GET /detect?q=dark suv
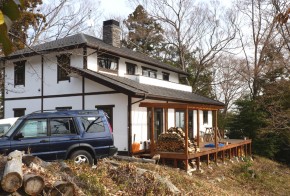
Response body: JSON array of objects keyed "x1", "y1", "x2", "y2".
[{"x1": 0, "y1": 110, "x2": 117, "y2": 164}]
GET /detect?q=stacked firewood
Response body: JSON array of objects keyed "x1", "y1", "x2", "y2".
[
  {"x1": 156, "y1": 127, "x2": 200, "y2": 153},
  {"x1": 0, "y1": 150, "x2": 84, "y2": 196}
]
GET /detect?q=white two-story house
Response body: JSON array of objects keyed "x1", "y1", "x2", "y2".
[{"x1": 1, "y1": 20, "x2": 224, "y2": 154}]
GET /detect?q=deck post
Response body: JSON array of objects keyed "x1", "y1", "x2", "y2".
[
  {"x1": 214, "y1": 110, "x2": 218, "y2": 164},
  {"x1": 185, "y1": 106, "x2": 189, "y2": 171},
  {"x1": 150, "y1": 107, "x2": 155, "y2": 156},
  {"x1": 165, "y1": 107, "x2": 168, "y2": 132},
  {"x1": 197, "y1": 110, "x2": 200, "y2": 147},
  {"x1": 197, "y1": 157, "x2": 200, "y2": 170},
  {"x1": 214, "y1": 110, "x2": 218, "y2": 149}
]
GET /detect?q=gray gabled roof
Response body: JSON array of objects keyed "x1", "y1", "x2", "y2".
[
  {"x1": 72, "y1": 67, "x2": 224, "y2": 107},
  {"x1": 6, "y1": 33, "x2": 188, "y2": 75}
]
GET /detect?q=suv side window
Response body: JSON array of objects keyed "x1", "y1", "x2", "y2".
[
  {"x1": 50, "y1": 118, "x2": 77, "y2": 135},
  {"x1": 80, "y1": 116, "x2": 106, "y2": 133},
  {"x1": 19, "y1": 119, "x2": 47, "y2": 138}
]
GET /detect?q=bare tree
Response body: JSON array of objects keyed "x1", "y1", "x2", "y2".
[
  {"x1": 130, "y1": 0, "x2": 238, "y2": 94},
  {"x1": 272, "y1": 0, "x2": 290, "y2": 51},
  {"x1": 27, "y1": 0, "x2": 102, "y2": 46},
  {"x1": 213, "y1": 54, "x2": 248, "y2": 114},
  {"x1": 233, "y1": 0, "x2": 288, "y2": 99}
]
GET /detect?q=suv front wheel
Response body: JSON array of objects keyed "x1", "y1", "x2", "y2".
[{"x1": 70, "y1": 150, "x2": 93, "y2": 165}]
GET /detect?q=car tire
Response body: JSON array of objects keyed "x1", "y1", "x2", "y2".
[{"x1": 70, "y1": 150, "x2": 94, "y2": 165}]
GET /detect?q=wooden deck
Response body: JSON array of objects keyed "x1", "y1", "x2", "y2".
[{"x1": 136, "y1": 139, "x2": 252, "y2": 171}]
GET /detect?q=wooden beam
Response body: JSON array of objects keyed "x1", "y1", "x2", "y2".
[
  {"x1": 197, "y1": 110, "x2": 200, "y2": 147},
  {"x1": 150, "y1": 107, "x2": 154, "y2": 156},
  {"x1": 214, "y1": 110, "x2": 218, "y2": 150},
  {"x1": 196, "y1": 157, "x2": 200, "y2": 170},
  {"x1": 185, "y1": 106, "x2": 189, "y2": 160},
  {"x1": 139, "y1": 102, "x2": 223, "y2": 110},
  {"x1": 165, "y1": 108, "x2": 168, "y2": 131}
]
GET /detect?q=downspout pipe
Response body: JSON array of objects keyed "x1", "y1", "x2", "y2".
[{"x1": 131, "y1": 93, "x2": 147, "y2": 105}]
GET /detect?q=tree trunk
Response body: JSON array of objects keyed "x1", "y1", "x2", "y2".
[
  {"x1": 23, "y1": 174, "x2": 45, "y2": 195},
  {"x1": 49, "y1": 181, "x2": 75, "y2": 196},
  {"x1": 1, "y1": 150, "x2": 23, "y2": 193}
]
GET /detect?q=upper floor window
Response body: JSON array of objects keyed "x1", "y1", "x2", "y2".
[
  {"x1": 142, "y1": 67, "x2": 157, "y2": 78},
  {"x1": 98, "y1": 55, "x2": 118, "y2": 72},
  {"x1": 126, "y1": 62, "x2": 136, "y2": 75},
  {"x1": 14, "y1": 61, "x2": 26, "y2": 86},
  {"x1": 203, "y1": 110, "x2": 208, "y2": 124},
  {"x1": 57, "y1": 54, "x2": 71, "y2": 82},
  {"x1": 162, "y1": 72, "x2": 169, "y2": 81}
]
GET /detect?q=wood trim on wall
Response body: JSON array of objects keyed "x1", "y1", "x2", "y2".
[
  {"x1": 4, "y1": 91, "x2": 119, "y2": 101},
  {"x1": 128, "y1": 96, "x2": 132, "y2": 156},
  {"x1": 41, "y1": 55, "x2": 44, "y2": 112}
]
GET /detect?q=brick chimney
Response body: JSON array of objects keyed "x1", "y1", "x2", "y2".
[{"x1": 103, "y1": 20, "x2": 121, "y2": 47}]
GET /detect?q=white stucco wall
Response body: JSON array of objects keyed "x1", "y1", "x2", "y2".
[
  {"x1": 85, "y1": 78, "x2": 113, "y2": 93},
  {"x1": 43, "y1": 96, "x2": 83, "y2": 110},
  {"x1": 131, "y1": 102, "x2": 148, "y2": 150},
  {"x1": 5, "y1": 56, "x2": 42, "y2": 98},
  {"x1": 5, "y1": 99, "x2": 42, "y2": 117},
  {"x1": 87, "y1": 49, "x2": 98, "y2": 72},
  {"x1": 85, "y1": 93, "x2": 128, "y2": 151},
  {"x1": 43, "y1": 52, "x2": 82, "y2": 95}
]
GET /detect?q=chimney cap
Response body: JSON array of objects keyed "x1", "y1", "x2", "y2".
[{"x1": 103, "y1": 19, "x2": 120, "y2": 27}]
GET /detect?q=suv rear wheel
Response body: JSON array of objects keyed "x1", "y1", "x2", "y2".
[{"x1": 70, "y1": 150, "x2": 93, "y2": 165}]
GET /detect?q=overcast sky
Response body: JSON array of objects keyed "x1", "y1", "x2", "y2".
[{"x1": 99, "y1": 0, "x2": 133, "y2": 19}]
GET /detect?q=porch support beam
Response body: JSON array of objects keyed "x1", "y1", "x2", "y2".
[
  {"x1": 185, "y1": 106, "x2": 189, "y2": 171},
  {"x1": 214, "y1": 110, "x2": 218, "y2": 163},
  {"x1": 165, "y1": 108, "x2": 168, "y2": 131},
  {"x1": 197, "y1": 110, "x2": 200, "y2": 148},
  {"x1": 139, "y1": 102, "x2": 223, "y2": 110},
  {"x1": 150, "y1": 107, "x2": 155, "y2": 156}
]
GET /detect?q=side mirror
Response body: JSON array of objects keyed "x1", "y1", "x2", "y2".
[{"x1": 14, "y1": 132, "x2": 24, "y2": 140}]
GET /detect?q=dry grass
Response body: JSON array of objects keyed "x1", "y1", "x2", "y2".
[{"x1": 65, "y1": 156, "x2": 290, "y2": 196}]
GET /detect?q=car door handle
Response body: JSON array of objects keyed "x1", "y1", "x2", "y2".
[
  {"x1": 40, "y1": 140, "x2": 49, "y2": 143},
  {"x1": 70, "y1": 138, "x2": 79, "y2": 140}
]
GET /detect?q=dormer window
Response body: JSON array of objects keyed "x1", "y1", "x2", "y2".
[
  {"x1": 126, "y1": 62, "x2": 136, "y2": 75},
  {"x1": 14, "y1": 60, "x2": 26, "y2": 86},
  {"x1": 57, "y1": 54, "x2": 71, "y2": 82},
  {"x1": 162, "y1": 72, "x2": 169, "y2": 81},
  {"x1": 98, "y1": 55, "x2": 118, "y2": 72},
  {"x1": 142, "y1": 67, "x2": 157, "y2": 78}
]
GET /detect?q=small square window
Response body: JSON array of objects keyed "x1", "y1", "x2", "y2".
[
  {"x1": 14, "y1": 61, "x2": 26, "y2": 86},
  {"x1": 142, "y1": 67, "x2": 157, "y2": 78},
  {"x1": 13, "y1": 108, "x2": 26, "y2": 117},
  {"x1": 57, "y1": 54, "x2": 71, "y2": 82},
  {"x1": 162, "y1": 72, "x2": 169, "y2": 81},
  {"x1": 126, "y1": 63, "x2": 136, "y2": 75},
  {"x1": 98, "y1": 55, "x2": 118, "y2": 72}
]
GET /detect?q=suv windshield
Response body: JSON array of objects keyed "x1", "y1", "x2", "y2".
[{"x1": 4, "y1": 119, "x2": 23, "y2": 137}]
